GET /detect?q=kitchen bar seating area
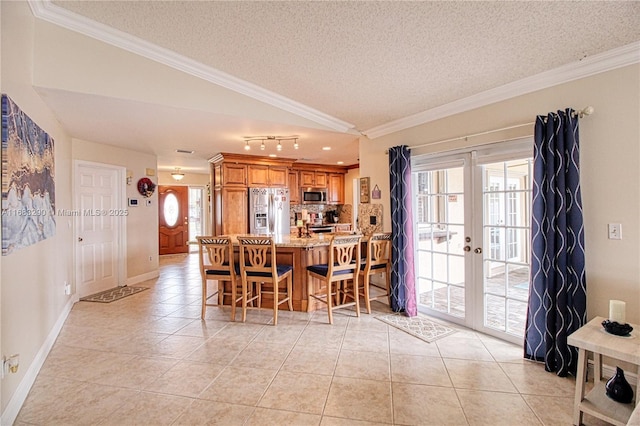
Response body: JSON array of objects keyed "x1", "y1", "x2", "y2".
[{"x1": 199, "y1": 233, "x2": 386, "y2": 325}]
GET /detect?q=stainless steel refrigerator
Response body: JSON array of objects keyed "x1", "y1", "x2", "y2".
[{"x1": 249, "y1": 187, "x2": 290, "y2": 235}]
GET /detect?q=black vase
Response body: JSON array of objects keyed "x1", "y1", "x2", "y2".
[{"x1": 605, "y1": 367, "x2": 634, "y2": 404}]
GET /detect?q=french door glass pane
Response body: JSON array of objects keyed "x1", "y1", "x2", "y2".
[
  {"x1": 481, "y1": 158, "x2": 532, "y2": 337},
  {"x1": 416, "y1": 167, "x2": 465, "y2": 318},
  {"x1": 188, "y1": 187, "x2": 204, "y2": 240}
]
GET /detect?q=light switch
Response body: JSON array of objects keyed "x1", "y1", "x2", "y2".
[{"x1": 608, "y1": 223, "x2": 622, "y2": 240}]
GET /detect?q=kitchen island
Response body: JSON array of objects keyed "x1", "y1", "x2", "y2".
[{"x1": 221, "y1": 234, "x2": 341, "y2": 312}]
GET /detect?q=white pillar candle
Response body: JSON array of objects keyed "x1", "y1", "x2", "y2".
[{"x1": 609, "y1": 300, "x2": 626, "y2": 324}]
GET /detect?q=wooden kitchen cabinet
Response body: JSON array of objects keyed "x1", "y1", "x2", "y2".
[
  {"x1": 214, "y1": 187, "x2": 248, "y2": 235},
  {"x1": 217, "y1": 163, "x2": 247, "y2": 187},
  {"x1": 288, "y1": 172, "x2": 299, "y2": 203},
  {"x1": 210, "y1": 153, "x2": 295, "y2": 236},
  {"x1": 268, "y1": 166, "x2": 288, "y2": 186},
  {"x1": 247, "y1": 165, "x2": 288, "y2": 187},
  {"x1": 300, "y1": 171, "x2": 327, "y2": 188},
  {"x1": 328, "y1": 173, "x2": 344, "y2": 204}
]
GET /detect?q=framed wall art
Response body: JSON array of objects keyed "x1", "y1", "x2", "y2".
[
  {"x1": 1, "y1": 94, "x2": 56, "y2": 256},
  {"x1": 360, "y1": 177, "x2": 370, "y2": 203}
]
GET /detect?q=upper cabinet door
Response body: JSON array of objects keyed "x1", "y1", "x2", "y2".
[
  {"x1": 299, "y1": 171, "x2": 315, "y2": 187},
  {"x1": 328, "y1": 173, "x2": 344, "y2": 204},
  {"x1": 300, "y1": 171, "x2": 327, "y2": 188},
  {"x1": 248, "y1": 165, "x2": 269, "y2": 186},
  {"x1": 247, "y1": 165, "x2": 288, "y2": 187},
  {"x1": 288, "y1": 172, "x2": 299, "y2": 203},
  {"x1": 222, "y1": 163, "x2": 247, "y2": 187},
  {"x1": 268, "y1": 167, "x2": 288, "y2": 187},
  {"x1": 314, "y1": 172, "x2": 328, "y2": 188}
]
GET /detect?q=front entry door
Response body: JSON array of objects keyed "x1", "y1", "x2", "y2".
[
  {"x1": 159, "y1": 186, "x2": 189, "y2": 255},
  {"x1": 75, "y1": 162, "x2": 125, "y2": 297}
]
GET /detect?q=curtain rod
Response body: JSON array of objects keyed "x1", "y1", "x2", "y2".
[{"x1": 388, "y1": 106, "x2": 594, "y2": 153}]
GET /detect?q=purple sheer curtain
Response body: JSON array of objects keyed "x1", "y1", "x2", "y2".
[{"x1": 388, "y1": 145, "x2": 417, "y2": 316}]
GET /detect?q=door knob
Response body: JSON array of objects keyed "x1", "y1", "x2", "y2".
[
  {"x1": 463, "y1": 246, "x2": 471, "y2": 252},
  {"x1": 78, "y1": 237, "x2": 83, "y2": 242},
  {"x1": 474, "y1": 247, "x2": 482, "y2": 254}
]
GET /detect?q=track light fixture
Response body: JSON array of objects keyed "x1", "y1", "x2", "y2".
[{"x1": 242, "y1": 135, "x2": 299, "y2": 153}]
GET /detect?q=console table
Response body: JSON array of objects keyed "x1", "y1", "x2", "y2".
[{"x1": 568, "y1": 316, "x2": 639, "y2": 426}]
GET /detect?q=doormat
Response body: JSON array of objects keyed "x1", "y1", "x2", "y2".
[
  {"x1": 80, "y1": 286, "x2": 148, "y2": 303},
  {"x1": 376, "y1": 313, "x2": 457, "y2": 343}
]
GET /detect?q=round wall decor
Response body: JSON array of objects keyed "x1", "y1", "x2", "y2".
[{"x1": 137, "y1": 177, "x2": 156, "y2": 198}]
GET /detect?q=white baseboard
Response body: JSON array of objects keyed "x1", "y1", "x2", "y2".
[
  {"x1": 1, "y1": 297, "x2": 75, "y2": 426},
  {"x1": 125, "y1": 269, "x2": 159, "y2": 286}
]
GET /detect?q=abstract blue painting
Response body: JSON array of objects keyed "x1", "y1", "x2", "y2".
[{"x1": 1, "y1": 94, "x2": 56, "y2": 255}]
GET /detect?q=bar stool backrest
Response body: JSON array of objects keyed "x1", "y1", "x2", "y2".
[
  {"x1": 197, "y1": 236, "x2": 235, "y2": 277},
  {"x1": 237, "y1": 236, "x2": 276, "y2": 278},
  {"x1": 327, "y1": 234, "x2": 362, "y2": 278},
  {"x1": 364, "y1": 232, "x2": 392, "y2": 272}
]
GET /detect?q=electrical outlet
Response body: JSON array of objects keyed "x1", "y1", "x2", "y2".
[
  {"x1": 149, "y1": 256, "x2": 153, "y2": 262},
  {"x1": 64, "y1": 281, "x2": 71, "y2": 295},
  {"x1": 608, "y1": 223, "x2": 622, "y2": 240}
]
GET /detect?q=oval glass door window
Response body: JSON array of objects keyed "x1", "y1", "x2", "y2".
[{"x1": 163, "y1": 192, "x2": 179, "y2": 227}]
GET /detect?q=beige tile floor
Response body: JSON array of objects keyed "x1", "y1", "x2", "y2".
[{"x1": 15, "y1": 254, "x2": 609, "y2": 426}]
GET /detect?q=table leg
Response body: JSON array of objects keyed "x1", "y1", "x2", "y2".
[
  {"x1": 636, "y1": 364, "x2": 640, "y2": 407},
  {"x1": 574, "y1": 348, "x2": 587, "y2": 426},
  {"x1": 593, "y1": 353, "x2": 602, "y2": 384}
]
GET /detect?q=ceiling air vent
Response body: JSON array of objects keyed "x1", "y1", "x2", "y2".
[{"x1": 176, "y1": 149, "x2": 194, "y2": 154}]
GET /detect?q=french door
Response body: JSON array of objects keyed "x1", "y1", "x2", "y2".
[{"x1": 412, "y1": 139, "x2": 532, "y2": 343}]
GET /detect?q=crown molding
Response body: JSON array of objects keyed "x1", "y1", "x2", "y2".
[
  {"x1": 27, "y1": 0, "x2": 355, "y2": 133},
  {"x1": 364, "y1": 41, "x2": 640, "y2": 139}
]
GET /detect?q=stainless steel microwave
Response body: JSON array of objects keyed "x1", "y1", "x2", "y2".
[{"x1": 301, "y1": 188, "x2": 327, "y2": 204}]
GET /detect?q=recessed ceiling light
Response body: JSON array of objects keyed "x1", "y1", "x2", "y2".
[
  {"x1": 337, "y1": 161, "x2": 344, "y2": 165},
  {"x1": 322, "y1": 147, "x2": 331, "y2": 151},
  {"x1": 269, "y1": 154, "x2": 277, "y2": 158}
]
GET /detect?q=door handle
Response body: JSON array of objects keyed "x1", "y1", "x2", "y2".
[
  {"x1": 463, "y1": 246, "x2": 471, "y2": 252},
  {"x1": 474, "y1": 247, "x2": 482, "y2": 254},
  {"x1": 78, "y1": 237, "x2": 83, "y2": 242}
]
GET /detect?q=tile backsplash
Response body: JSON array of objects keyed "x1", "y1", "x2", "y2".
[{"x1": 289, "y1": 204, "x2": 351, "y2": 225}]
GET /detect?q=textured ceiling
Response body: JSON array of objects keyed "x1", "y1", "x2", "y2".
[
  {"x1": 52, "y1": 1, "x2": 640, "y2": 132},
  {"x1": 30, "y1": 1, "x2": 640, "y2": 171}
]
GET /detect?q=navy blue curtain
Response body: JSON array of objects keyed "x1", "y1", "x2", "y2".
[
  {"x1": 388, "y1": 145, "x2": 417, "y2": 316},
  {"x1": 524, "y1": 109, "x2": 586, "y2": 377}
]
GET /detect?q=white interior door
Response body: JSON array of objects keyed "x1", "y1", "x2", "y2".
[{"x1": 75, "y1": 162, "x2": 125, "y2": 297}]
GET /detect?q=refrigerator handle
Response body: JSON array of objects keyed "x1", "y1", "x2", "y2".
[{"x1": 268, "y1": 193, "x2": 275, "y2": 234}]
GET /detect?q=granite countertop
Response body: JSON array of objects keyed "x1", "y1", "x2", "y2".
[{"x1": 227, "y1": 234, "x2": 332, "y2": 248}]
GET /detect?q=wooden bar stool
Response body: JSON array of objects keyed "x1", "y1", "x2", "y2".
[
  {"x1": 306, "y1": 234, "x2": 362, "y2": 324},
  {"x1": 197, "y1": 236, "x2": 242, "y2": 320},
  {"x1": 358, "y1": 232, "x2": 392, "y2": 314},
  {"x1": 237, "y1": 236, "x2": 293, "y2": 325}
]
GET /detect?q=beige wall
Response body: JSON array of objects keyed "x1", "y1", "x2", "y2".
[
  {"x1": 0, "y1": 1, "x2": 75, "y2": 415},
  {"x1": 344, "y1": 168, "x2": 359, "y2": 205},
  {"x1": 360, "y1": 64, "x2": 640, "y2": 324},
  {"x1": 158, "y1": 171, "x2": 210, "y2": 187},
  {"x1": 72, "y1": 139, "x2": 160, "y2": 281}
]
